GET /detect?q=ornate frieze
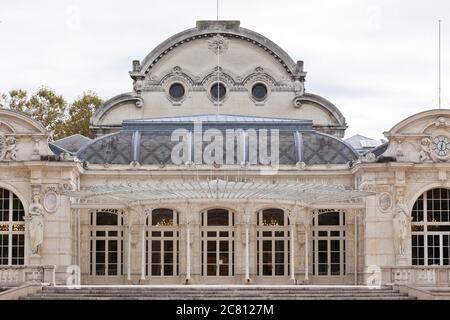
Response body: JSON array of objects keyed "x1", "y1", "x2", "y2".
[{"x1": 139, "y1": 65, "x2": 294, "y2": 94}]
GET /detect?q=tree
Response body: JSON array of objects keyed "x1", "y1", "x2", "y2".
[
  {"x1": 1, "y1": 88, "x2": 103, "y2": 140},
  {"x1": 0, "y1": 87, "x2": 67, "y2": 139},
  {"x1": 27, "y1": 88, "x2": 67, "y2": 139},
  {"x1": 0, "y1": 90, "x2": 28, "y2": 112},
  {"x1": 62, "y1": 91, "x2": 103, "y2": 138}
]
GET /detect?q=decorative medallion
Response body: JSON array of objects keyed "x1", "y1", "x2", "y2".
[
  {"x1": 43, "y1": 191, "x2": 58, "y2": 213},
  {"x1": 378, "y1": 192, "x2": 393, "y2": 213},
  {"x1": 208, "y1": 35, "x2": 229, "y2": 55}
]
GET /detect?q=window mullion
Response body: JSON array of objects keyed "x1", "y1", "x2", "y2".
[{"x1": 8, "y1": 191, "x2": 12, "y2": 266}]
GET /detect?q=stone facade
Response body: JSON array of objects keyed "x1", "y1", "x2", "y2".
[{"x1": 0, "y1": 20, "x2": 449, "y2": 287}]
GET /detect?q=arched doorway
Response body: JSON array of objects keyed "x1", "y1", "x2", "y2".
[
  {"x1": 89, "y1": 209, "x2": 124, "y2": 276},
  {"x1": 0, "y1": 188, "x2": 25, "y2": 265},
  {"x1": 411, "y1": 188, "x2": 450, "y2": 266},
  {"x1": 145, "y1": 208, "x2": 179, "y2": 277},
  {"x1": 201, "y1": 209, "x2": 235, "y2": 279},
  {"x1": 312, "y1": 210, "x2": 346, "y2": 279},
  {"x1": 256, "y1": 208, "x2": 290, "y2": 278}
]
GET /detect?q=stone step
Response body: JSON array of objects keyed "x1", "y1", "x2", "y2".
[
  {"x1": 28, "y1": 291, "x2": 407, "y2": 297},
  {"x1": 21, "y1": 296, "x2": 416, "y2": 300},
  {"x1": 40, "y1": 289, "x2": 399, "y2": 294},
  {"x1": 21, "y1": 285, "x2": 414, "y2": 300}
]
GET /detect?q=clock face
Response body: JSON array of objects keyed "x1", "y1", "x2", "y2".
[{"x1": 432, "y1": 135, "x2": 450, "y2": 157}]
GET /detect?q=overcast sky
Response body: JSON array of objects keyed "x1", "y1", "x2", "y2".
[{"x1": 1, "y1": 0, "x2": 449, "y2": 139}]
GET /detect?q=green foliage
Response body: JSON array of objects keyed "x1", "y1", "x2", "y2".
[
  {"x1": 0, "y1": 88, "x2": 103, "y2": 140},
  {"x1": 28, "y1": 88, "x2": 68, "y2": 139},
  {"x1": 63, "y1": 91, "x2": 103, "y2": 138},
  {"x1": 0, "y1": 90, "x2": 28, "y2": 112}
]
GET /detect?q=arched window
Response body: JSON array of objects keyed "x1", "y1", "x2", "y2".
[
  {"x1": 412, "y1": 188, "x2": 450, "y2": 266},
  {"x1": 89, "y1": 209, "x2": 124, "y2": 276},
  {"x1": 201, "y1": 209, "x2": 235, "y2": 277},
  {"x1": 0, "y1": 188, "x2": 25, "y2": 265},
  {"x1": 256, "y1": 208, "x2": 290, "y2": 276},
  {"x1": 146, "y1": 208, "x2": 179, "y2": 277}
]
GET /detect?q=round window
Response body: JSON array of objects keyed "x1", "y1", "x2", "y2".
[
  {"x1": 252, "y1": 83, "x2": 268, "y2": 101},
  {"x1": 169, "y1": 83, "x2": 185, "y2": 101},
  {"x1": 210, "y1": 83, "x2": 227, "y2": 101}
]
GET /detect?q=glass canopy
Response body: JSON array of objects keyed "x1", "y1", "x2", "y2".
[{"x1": 61, "y1": 179, "x2": 373, "y2": 206}]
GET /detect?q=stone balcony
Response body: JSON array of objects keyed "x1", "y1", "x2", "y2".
[
  {"x1": 381, "y1": 266, "x2": 450, "y2": 287},
  {"x1": 0, "y1": 265, "x2": 55, "y2": 287}
]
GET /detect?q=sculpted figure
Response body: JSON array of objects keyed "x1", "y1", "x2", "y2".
[
  {"x1": 393, "y1": 195, "x2": 412, "y2": 256},
  {"x1": 419, "y1": 137, "x2": 432, "y2": 162},
  {"x1": 28, "y1": 193, "x2": 45, "y2": 255},
  {"x1": 2, "y1": 137, "x2": 17, "y2": 161}
]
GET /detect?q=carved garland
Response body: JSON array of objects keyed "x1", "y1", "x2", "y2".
[{"x1": 141, "y1": 67, "x2": 294, "y2": 93}]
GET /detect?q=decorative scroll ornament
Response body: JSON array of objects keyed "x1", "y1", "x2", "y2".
[
  {"x1": 293, "y1": 97, "x2": 302, "y2": 109},
  {"x1": 433, "y1": 117, "x2": 450, "y2": 128},
  {"x1": 208, "y1": 35, "x2": 229, "y2": 54},
  {"x1": 361, "y1": 152, "x2": 377, "y2": 163}
]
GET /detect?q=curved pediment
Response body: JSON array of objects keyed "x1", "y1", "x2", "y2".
[
  {"x1": 134, "y1": 20, "x2": 299, "y2": 80},
  {"x1": 385, "y1": 109, "x2": 450, "y2": 136},
  {"x1": 0, "y1": 108, "x2": 52, "y2": 162},
  {"x1": 0, "y1": 108, "x2": 49, "y2": 135},
  {"x1": 383, "y1": 109, "x2": 450, "y2": 163}
]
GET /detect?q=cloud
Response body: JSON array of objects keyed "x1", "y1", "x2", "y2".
[{"x1": 0, "y1": 0, "x2": 449, "y2": 139}]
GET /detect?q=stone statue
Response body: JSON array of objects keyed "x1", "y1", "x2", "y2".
[
  {"x1": 419, "y1": 137, "x2": 432, "y2": 162},
  {"x1": 28, "y1": 193, "x2": 45, "y2": 255},
  {"x1": 1, "y1": 136, "x2": 17, "y2": 161},
  {"x1": 393, "y1": 195, "x2": 411, "y2": 256}
]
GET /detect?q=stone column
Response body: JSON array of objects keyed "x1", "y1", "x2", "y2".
[
  {"x1": 127, "y1": 225, "x2": 132, "y2": 281},
  {"x1": 185, "y1": 203, "x2": 192, "y2": 284},
  {"x1": 140, "y1": 208, "x2": 148, "y2": 281},
  {"x1": 77, "y1": 209, "x2": 81, "y2": 268},
  {"x1": 243, "y1": 206, "x2": 251, "y2": 283},
  {"x1": 186, "y1": 224, "x2": 191, "y2": 282},
  {"x1": 354, "y1": 210, "x2": 359, "y2": 285},
  {"x1": 303, "y1": 209, "x2": 311, "y2": 283},
  {"x1": 287, "y1": 207, "x2": 297, "y2": 283},
  {"x1": 123, "y1": 210, "x2": 134, "y2": 282}
]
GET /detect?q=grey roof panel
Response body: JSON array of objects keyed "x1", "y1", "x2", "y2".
[
  {"x1": 77, "y1": 129, "x2": 357, "y2": 166},
  {"x1": 52, "y1": 134, "x2": 93, "y2": 154}
]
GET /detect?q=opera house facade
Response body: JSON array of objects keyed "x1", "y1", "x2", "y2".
[{"x1": 1, "y1": 21, "x2": 449, "y2": 292}]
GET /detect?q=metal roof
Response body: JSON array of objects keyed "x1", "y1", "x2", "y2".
[{"x1": 124, "y1": 114, "x2": 313, "y2": 124}]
